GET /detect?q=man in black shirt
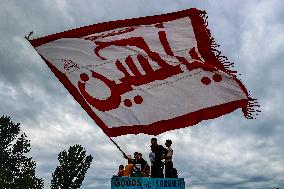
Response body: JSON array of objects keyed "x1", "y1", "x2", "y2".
[{"x1": 150, "y1": 138, "x2": 167, "y2": 178}]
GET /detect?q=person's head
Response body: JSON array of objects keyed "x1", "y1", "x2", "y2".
[
  {"x1": 151, "y1": 138, "x2": 157, "y2": 146},
  {"x1": 126, "y1": 155, "x2": 133, "y2": 163},
  {"x1": 134, "y1": 152, "x2": 139, "y2": 159},
  {"x1": 128, "y1": 159, "x2": 133, "y2": 164},
  {"x1": 138, "y1": 153, "x2": 142, "y2": 158},
  {"x1": 119, "y1": 165, "x2": 124, "y2": 170},
  {"x1": 165, "y1": 139, "x2": 172, "y2": 147}
]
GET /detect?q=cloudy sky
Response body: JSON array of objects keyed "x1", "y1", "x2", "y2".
[{"x1": 1, "y1": 0, "x2": 284, "y2": 188}]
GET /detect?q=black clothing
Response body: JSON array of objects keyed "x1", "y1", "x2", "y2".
[
  {"x1": 165, "y1": 161, "x2": 173, "y2": 178},
  {"x1": 134, "y1": 157, "x2": 147, "y2": 172},
  {"x1": 151, "y1": 161, "x2": 164, "y2": 178},
  {"x1": 151, "y1": 145, "x2": 167, "y2": 178},
  {"x1": 153, "y1": 145, "x2": 167, "y2": 162}
]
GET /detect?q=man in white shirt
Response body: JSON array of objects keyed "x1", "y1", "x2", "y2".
[{"x1": 163, "y1": 139, "x2": 174, "y2": 178}]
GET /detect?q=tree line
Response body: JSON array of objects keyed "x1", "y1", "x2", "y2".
[{"x1": 0, "y1": 115, "x2": 93, "y2": 189}]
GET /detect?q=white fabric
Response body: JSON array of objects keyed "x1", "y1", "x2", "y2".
[{"x1": 36, "y1": 17, "x2": 247, "y2": 128}]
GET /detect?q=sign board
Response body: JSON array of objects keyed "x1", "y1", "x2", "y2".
[{"x1": 111, "y1": 176, "x2": 185, "y2": 189}]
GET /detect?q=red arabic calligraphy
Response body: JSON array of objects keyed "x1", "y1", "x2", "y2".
[{"x1": 78, "y1": 24, "x2": 222, "y2": 112}]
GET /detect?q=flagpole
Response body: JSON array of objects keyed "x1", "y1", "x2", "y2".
[
  {"x1": 107, "y1": 135, "x2": 127, "y2": 157},
  {"x1": 107, "y1": 135, "x2": 143, "y2": 174}
]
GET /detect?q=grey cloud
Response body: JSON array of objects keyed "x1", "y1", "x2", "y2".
[{"x1": 1, "y1": 0, "x2": 284, "y2": 189}]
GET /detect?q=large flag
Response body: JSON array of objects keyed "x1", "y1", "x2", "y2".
[{"x1": 29, "y1": 8, "x2": 258, "y2": 137}]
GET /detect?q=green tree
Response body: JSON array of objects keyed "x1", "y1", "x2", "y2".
[
  {"x1": 51, "y1": 144, "x2": 93, "y2": 189},
  {"x1": 0, "y1": 116, "x2": 44, "y2": 189}
]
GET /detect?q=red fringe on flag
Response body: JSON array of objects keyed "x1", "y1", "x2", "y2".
[{"x1": 197, "y1": 11, "x2": 260, "y2": 119}]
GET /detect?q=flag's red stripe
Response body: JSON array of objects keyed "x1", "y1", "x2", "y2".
[
  {"x1": 189, "y1": 13, "x2": 226, "y2": 72},
  {"x1": 108, "y1": 99, "x2": 248, "y2": 136},
  {"x1": 29, "y1": 8, "x2": 204, "y2": 47}
]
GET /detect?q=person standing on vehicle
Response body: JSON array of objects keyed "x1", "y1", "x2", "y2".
[
  {"x1": 150, "y1": 138, "x2": 167, "y2": 178},
  {"x1": 163, "y1": 139, "x2": 174, "y2": 178}
]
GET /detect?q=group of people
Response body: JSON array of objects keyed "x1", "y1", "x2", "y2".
[{"x1": 117, "y1": 138, "x2": 178, "y2": 178}]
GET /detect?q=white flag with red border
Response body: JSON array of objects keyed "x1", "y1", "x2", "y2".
[{"x1": 29, "y1": 9, "x2": 258, "y2": 137}]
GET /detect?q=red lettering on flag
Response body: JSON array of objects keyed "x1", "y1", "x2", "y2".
[{"x1": 29, "y1": 8, "x2": 259, "y2": 137}]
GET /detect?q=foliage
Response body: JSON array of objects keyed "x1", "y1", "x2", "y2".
[
  {"x1": 51, "y1": 144, "x2": 93, "y2": 189},
  {"x1": 0, "y1": 116, "x2": 93, "y2": 189},
  {"x1": 0, "y1": 116, "x2": 44, "y2": 189}
]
